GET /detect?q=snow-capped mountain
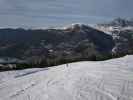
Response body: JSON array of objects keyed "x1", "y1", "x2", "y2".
[
  {"x1": 95, "y1": 18, "x2": 133, "y2": 35},
  {"x1": 0, "y1": 55, "x2": 133, "y2": 100},
  {"x1": 95, "y1": 18, "x2": 133, "y2": 55}
]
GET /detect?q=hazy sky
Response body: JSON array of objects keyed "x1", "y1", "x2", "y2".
[{"x1": 0, "y1": 0, "x2": 132, "y2": 28}]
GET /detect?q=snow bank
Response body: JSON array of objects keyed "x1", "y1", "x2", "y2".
[{"x1": 0, "y1": 55, "x2": 133, "y2": 100}]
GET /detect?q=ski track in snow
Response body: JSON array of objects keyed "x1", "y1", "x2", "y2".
[{"x1": 0, "y1": 55, "x2": 133, "y2": 100}]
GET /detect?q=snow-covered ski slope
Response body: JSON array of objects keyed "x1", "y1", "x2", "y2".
[{"x1": 0, "y1": 55, "x2": 133, "y2": 100}]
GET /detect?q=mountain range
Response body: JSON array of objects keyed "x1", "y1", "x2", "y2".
[{"x1": 0, "y1": 19, "x2": 133, "y2": 69}]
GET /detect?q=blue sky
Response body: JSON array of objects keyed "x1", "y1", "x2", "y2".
[{"x1": 0, "y1": 0, "x2": 132, "y2": 28}]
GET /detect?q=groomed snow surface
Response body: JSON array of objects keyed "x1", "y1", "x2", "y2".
[{"x1": 0, "y1": 55, "x2": 133, "y2": 100}]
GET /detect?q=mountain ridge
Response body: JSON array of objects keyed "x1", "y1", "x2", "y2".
[
  {"x1": 0, "y1": 23, "x2": 115, "y2": 69},
  {"x1": 0, "y1": 22, "x2": 133, "y2": 69}
]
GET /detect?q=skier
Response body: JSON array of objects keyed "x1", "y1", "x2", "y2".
[{"x1": 66, "y1": 63, "x2": 69, "y2": 67}]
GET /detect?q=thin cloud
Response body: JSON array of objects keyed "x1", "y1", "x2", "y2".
[{"x1": 0, "y1": 0, "x2": 133, "y2": 27}]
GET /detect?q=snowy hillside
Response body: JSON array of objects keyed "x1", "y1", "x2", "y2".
[{"x1": 0, "y1": 55, "x2": 133, "y2": 100}]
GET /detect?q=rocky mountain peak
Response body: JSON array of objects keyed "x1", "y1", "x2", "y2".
[{"x1": 64, "y1": 23, "x2": 92, "y2": 32}]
